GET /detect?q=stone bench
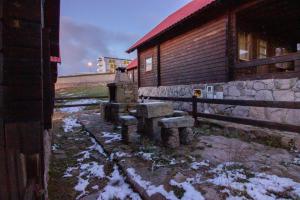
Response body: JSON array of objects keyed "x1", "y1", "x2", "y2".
[
  {"x1": 136, "y1": 102, "x2": 174, "y2": 141},
  {"x1": 119, "y1": 115, "x2": 138, "y2": 143},
  {"x1": 158, "y1": 116, "x2": 195, "y2": 148}
]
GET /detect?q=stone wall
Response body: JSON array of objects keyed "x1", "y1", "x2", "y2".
[
  {"x1": 56, "y1": 73, "x2": 115, "y2": 89},
  {"x1": 139, "y1": 78, "x2": 300, "y2": 126}
]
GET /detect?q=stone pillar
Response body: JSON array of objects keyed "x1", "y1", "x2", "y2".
[
  {"x1": 136, "y1": 102, "x2": 174, "y2": 142},
  {"x1": 120, "y1": 116, "x2": 138, "y2": 143},
  {"x1": 161, "y1": 128, "x2": 180, "y2": 148},
  {"x1": 179, "y1": 127, "x2": 194, "y2": 145}
]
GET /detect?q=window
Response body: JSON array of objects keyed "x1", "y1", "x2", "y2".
[
  {"x1": 257, "y1": 39, "x2": 267, "y2": 59},
  {"x1": 145, "y1": 57, "x2": 153, "y2": 72},
  {"x1": 238, "y1": 32, "x2": 251, "y2": 61}
]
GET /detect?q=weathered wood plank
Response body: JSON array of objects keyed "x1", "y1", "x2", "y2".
[
  {"x1": 235, "y1": 52, "x2": 300, "y2": 69},
  {"x1": 0, "y1": 148, "x2": 9, "y2": 200},
  {"x1": 197, "y1": 112, "x2": 300, "y2": 133}
]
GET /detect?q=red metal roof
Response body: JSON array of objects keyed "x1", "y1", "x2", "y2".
[
  {"x1": 127, "y1": 0, "x2": 216, "y2": 53},
  {"x1": 127, "y1": 59, "x2": 138, "y2": 70}
]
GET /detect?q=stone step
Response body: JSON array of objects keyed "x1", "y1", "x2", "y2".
[{"x1": 196, "y1": 117, "x2": 300, "y2": 151}]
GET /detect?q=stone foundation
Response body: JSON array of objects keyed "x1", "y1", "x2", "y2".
[{"x1": 139, "y1": 78, "x2": 300, "y2": 126}]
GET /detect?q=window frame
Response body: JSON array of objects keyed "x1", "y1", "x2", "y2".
[{"x1": 145, "y1": 56, "x2": 153, "y2": 72}]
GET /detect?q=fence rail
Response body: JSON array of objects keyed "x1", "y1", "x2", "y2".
[{"x1": 140, "y1": 95, "x2": 300, "y2": 133}]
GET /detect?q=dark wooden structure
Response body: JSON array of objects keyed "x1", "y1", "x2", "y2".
[
  {"x1": 0, "y1": 0, "x2": 60, "y2": 199},
  {"x1": 127, "y1": 0, "x2": 300, "y2": 87}
]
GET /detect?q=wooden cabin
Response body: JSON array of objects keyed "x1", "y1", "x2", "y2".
[
  {"x1": 127, "y1": 0, "x2": 300, "y2": 87},
  {"x1": 127, "y1": 59, "x2": 138, "y2": 83},
  {"x1": 0, "y1": 0, "x2": 60, "y2": 199}
]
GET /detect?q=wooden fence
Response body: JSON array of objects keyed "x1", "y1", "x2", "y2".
[{"x1": 140, "y1": 95, "x2": 300, "y2": 133}]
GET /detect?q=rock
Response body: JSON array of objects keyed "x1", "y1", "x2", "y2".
[
  {"x1": 255, "y1": 90, "x2": 273, "y2": 101},
  {"x1": 274, "y1": 78, "x2": 297, "y2": 90},
  {"x1": 179, "y1": 127, "x2": 193, "y2": 145},
  {"x1": 161, "y1": 128, "x2": 180, "y2": 148},
  {"x1": 253, "y1": 81, "x2": 266, "y2": 90},
  {"x1": 228, "y1": 86, "x2": 241, "y2": 97},
  {"x1": 273, "y1": 90, "x2": 295, "y2": 101},
  {"x1": 232, "y1": 106, "x2": 249, "y2": 118},
  {"x1": 265, "y1": 108, "x2": 287, "y2": 123},
  {"x1": 286, "y1": 110, "x2": 300, "y2": 126},
  {"x1": 120, "y1": 115, "x2": 138, "y2": 126},
  {"x1": 249, "y1": 107, "x2": 266, "y2": 120},
  {"x1": 158, "y1": 117, "x2": 195, "y2": 128},
  {"x1": 173, "y1": 110, "x2": 189, "y2": 117},
  {"x1": 136, "y1": 102, "x2": 174, "y2": 118}
]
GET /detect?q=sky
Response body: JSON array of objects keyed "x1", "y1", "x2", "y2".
[{"x1": 58, "y1": 0, "x2": 192, "y2": 75}]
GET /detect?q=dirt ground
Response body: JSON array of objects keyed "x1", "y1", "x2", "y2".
[{"x1": 48, "y1": 103, "x2": 300, "y2": 200}]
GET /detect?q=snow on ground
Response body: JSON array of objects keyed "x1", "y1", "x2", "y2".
[
  {"x1": 97, "y1": 165, "x2": 141, "y2": 200},
  {"x1": 135, "y1": 152, "x2": 154, "y2": 161},
  {"x1": 60, "y1": 99, "x2": 99, "y2": 113},
  {"x1": 170, "y1": 180, "x2": 205, "y2": 200},
  {"x1": 207, "y1": 162, "x2": 300, "y2": 200},
  {"x1": 190, "y1": 160, "x2": 210, "y2": 170},
  {"x1": 127, "y1": 168, "x2": 185, "y2": 200},
  {"x1": 110, "y1": 151, "x2": 132, "y2": 160},
  {"x1": 62, "y1": 117, "x2": 81, "y2": 132},
  {"x1": 102, "y1": 132, "x2": 122, "y2": 144},
  {"x1": 52, "y1": 144, "x2": 59, "y2": 151}
]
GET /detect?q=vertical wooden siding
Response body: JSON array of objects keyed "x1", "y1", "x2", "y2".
[
  {"x1": 0, "y1": 0, "x2": 59, "y2": 199},
  {"x1": 160, "y1": 15, "x2": 228, "y2": 86},
  {"x1": 139, "y1": 47, "x2": 158, "y2": 87}
]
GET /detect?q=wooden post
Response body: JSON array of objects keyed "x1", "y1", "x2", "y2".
[
  {"x1": 157, "y1": 44, "x2": 161, "y2": 87},
  {"x1": 192, "y1": 95, "x2": 198, "y2": 120},
  {"x1": 137, "y1": 50, "x2": 141, "y2": 88},
  {"x1": 295, "y1": 44, "x2": 300, "y2": 72}
]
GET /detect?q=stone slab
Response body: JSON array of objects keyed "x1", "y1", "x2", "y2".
[
  {"x1": 136, "y1": 102, "x2": 173, "y2": 118},
  {"x1": 120, "y1": 115, "x2": 138, "y2": 126},
  {"x1": 173, "y1": 110, "x2": 189, "y2": 117},
  {"x1": 158, "y1": 116, "x2": 195, "y2": 128}
]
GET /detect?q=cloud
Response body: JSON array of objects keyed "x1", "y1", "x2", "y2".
[{"x1": 59, "y1": 17, "x2": 138, "y2": 75}]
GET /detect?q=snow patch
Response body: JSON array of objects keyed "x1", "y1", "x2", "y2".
[
  {"x1": 97, "y1": 165, "x2": 141, "y2": 200},
  {"x1": 170, "y1": 179, "x2": 205, "y2": 200},
  {"x1": 127, "y1": 168, "x2": 179, "y2": 200},
  {"x1": 102, "y1": 132, "x2": 122, "y2": 144},
  {"x1": 60, "y1": 99, "x2": 99, "y2": 113},
  {"x1": 208, "y1": 162, "x2": 300, "y2": 200},
  {"x1": 110, "y1": 151, "x2": 132, "y2": 160},
  {"x1": 62, "y1": 117, "x2": 81, "y2": 132},
  {"x1": 190, "y1": 160, "x2": 210, "y2": 170},
  {"x1": 52, "y1": 144, "x2": 59, "y2": 151},
  {"x1": 135, "y1": 152, "x2": 154, "y2": 161}
]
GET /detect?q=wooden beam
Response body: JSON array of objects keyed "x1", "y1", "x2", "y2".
[
  {"x1": 196, "y1": 112, "x2": 300, "y2": 133},
  {"x1": 235, "y1": 52, "x2": 300, "y2": 69},
  {"x1": 141, "y1": 96, "x2": 300, "y2": 109}
]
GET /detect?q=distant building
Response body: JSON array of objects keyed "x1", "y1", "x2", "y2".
[
  {"x1": 97, "y1": 56, "x2": 131, "y2": 74},
  {"x1": 127, "y1": 59, "x2": 138, "y2": 83}
]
